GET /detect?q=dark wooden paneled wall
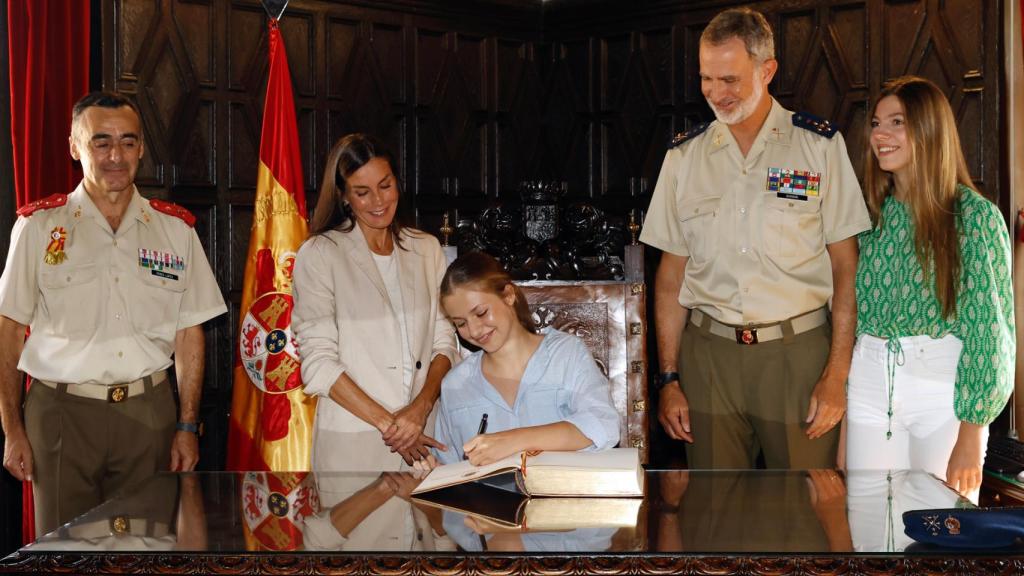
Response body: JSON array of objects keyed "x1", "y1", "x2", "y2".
[{"x1": 97, "y1": 0, "x2": 1003, "y2": 471}]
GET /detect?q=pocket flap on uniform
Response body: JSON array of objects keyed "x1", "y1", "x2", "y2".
[
  {"x1": 764, "y1": 194, "x2": 821, "y2": 214},
  {"x1": 138, "y1": 267, "x2": 187, "y2": 292},
  {"x1": 40, "y1": 264, "x2": 97, "y2": 288},
  {"x1": 678, "y1": 197, "x2": 721, "y2": 223}
]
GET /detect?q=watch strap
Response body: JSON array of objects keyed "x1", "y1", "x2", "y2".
[
  {"x1": 175, "y1": 421, "x2": 202, "y2": 435},
  {"x1": 657, "y1": 371, "x2": 680, "y2": 390}
]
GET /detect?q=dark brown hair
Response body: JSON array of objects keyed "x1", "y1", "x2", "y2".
[
  {"x1": 309, "y1": 133, "x2": 407, "y2": 247},
  {"x1": 863, "y1": 75, "x2": 972, "y2": 319},
  {"x1": 440, "y1": 251, "x2": 536, "y2": 333},
  {"x1": 71, "y1": 91, "x2": 142, "y2": 139}
]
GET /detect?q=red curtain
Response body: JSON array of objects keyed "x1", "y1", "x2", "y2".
[{"x1": 7, "y1": 0, "x2": 90, "y2": 544}]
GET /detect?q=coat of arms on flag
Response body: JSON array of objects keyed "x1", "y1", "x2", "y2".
[
  {"x1": 242, "y1": 472, "x2": 319, "y2": 551},
  {"x1": 240, "y1": 291, "x2": 301, "y2": 394}
]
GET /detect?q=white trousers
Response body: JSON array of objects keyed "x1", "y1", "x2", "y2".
[
  {"x1": 846, "y1": 334, "x2": 986, "y2": 489},
  {"x1": 846, "y1": 470, "x2": 964, "y2": 552}
]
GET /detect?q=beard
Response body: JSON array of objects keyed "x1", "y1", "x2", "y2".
[{"x1": 708, "y1": 69, "x2": 765, "y2": 125}]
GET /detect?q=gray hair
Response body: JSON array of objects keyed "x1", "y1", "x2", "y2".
[{"x1": 700, "y1": 7, "x2": 775, "y2": 64}]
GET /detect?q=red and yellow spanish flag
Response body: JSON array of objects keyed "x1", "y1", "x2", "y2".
[{"x1": 226, "y1": 19, "x2": 316, "y2": 473}]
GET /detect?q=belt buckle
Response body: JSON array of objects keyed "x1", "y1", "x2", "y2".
[
  {"x1": 108, "y1": 385, "x2": 128, "y2": 403},
  {"x1": 736, "y1": 327, "x2": 758, "y2": 345},
  {"x1": 111, "y1": 515, "x2": 129, "y2": 534}
]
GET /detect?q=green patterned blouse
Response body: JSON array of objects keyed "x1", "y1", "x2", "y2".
[{"x1": 855, "y1": 185, "x2": 1015, "y2": 425}]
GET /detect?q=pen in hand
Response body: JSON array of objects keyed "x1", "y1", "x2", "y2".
[{"x1": 464, "y1": 413, "x2": 488, "y2": 461}]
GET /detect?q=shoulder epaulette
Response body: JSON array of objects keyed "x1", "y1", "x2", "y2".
[
  {"x1": 792, "y1": 112, "x2": 837, "y2": 138},
  {"x1": 16, "y1": 193, "x2": 68, "y2": 217},
  {"x1": 149, "y1": 199, "x2": 196, "y2": 227},
  {"x1": 669, "y1": 122, "x2": 710, "y2": 148}
]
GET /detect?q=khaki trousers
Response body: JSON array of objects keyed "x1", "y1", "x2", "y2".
[
  {"x1": 680, "y1": 318, "x2": 838, "y2": 469},
  {"x1": 674, "y1": 470, "x2": 830, "y2": 551},
  {"x1": 24, "y1": 377, "x2": 176, "y2": 537}
]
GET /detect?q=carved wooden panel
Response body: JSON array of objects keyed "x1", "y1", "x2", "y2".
[
  {"x1": 98, "y1": 0, "x2": 1002, "y2": 473},
  {"x1": 4, "y1": 551, "x2": 1024, "y2": 575}
]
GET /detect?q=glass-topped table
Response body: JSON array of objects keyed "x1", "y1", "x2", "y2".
[{"x1": 2, "y1": 469, "x2": 1021, "y2": 575}]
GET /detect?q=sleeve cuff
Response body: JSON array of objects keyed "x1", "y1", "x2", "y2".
[
  {"x1": 177, "y1": 303, "x2": 228, "y2": 331},
  {"x1": 825, "y1": 220, "x2": 872, "y2": 245},
  {"x1": 565, "y1": 414, "x2": 617, "y2": 451},
  {"x1": 638, "y1": 232, "x2": 688, "y2": 257},
  {"x1": 302, "y1": 364, "x2": 344, "y2": 398},
  {"x1": 302, "y1": 513, "x2": 348, "y2": 550},
  {"x1": 0, "y1": 307, "x2": 33, "y2": 327}
]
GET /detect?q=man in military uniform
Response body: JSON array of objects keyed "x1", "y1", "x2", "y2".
[
  {"x1": 641, "y1": 8, "x2": 871, "y2": 469},
  {"x1": 0, "y1": 91, "x2": 227, "y2": 536}
]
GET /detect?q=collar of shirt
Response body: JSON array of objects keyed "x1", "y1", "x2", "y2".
[
  {"x1": 477, "y1": 329, "x2": 555, "y2": 413},
  {"x1": 707, "y1": 98, "x2": 794, "y2": 159},
  {"x1": 69, "y1": 182, "x2": 152, "y2": 237}
]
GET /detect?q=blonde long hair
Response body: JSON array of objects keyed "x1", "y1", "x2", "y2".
[{"x1": 863, "y1": 76, "x2": 974, "y2": 319}]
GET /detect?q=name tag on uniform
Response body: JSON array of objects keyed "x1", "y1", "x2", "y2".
[
  {"x1": 766, "y1": 167, "x2": 821, "y2": 201},
  {"x1": 139, "y1": 248, "x2": 186, "y2": 280}
]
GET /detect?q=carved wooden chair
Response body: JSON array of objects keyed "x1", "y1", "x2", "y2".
[{"x1": 518, "y1": 280, "x2": 649, "y2": 463}]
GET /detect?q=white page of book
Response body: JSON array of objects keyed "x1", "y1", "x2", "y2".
[{"x1": 412, "y1": 454, "x2": 522, "y2": 494}]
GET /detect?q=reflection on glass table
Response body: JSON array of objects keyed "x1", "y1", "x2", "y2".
[
  {"x1": 17, "y1": 469, "x2": 977, "y2": 555},
  {"x1": 655, "y1": 469, "x2": 968, "y2": 553}
]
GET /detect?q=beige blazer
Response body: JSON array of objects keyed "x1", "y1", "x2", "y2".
[{"x1": 293, "y1": 225, "x2": 457, "y2": 440}]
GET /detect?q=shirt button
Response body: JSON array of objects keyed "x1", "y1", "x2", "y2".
[
  {"x1": 113, "y1": 239, "x2": 118, "y2": 247},
  {"x1": 114, "y1": 277, "x2": 119, "y2": 283},
  {"x1": 115, "y1": 313, "x2": 122, "y2": 320},
  {"x1": 744, "y1": 287, "x2": 750, "y2": 293},
  {"x1": 117, "y1": 351, "x2": 123, "y2": 358},
  {"x1": 739, "y1": 207, "x2": 747, "y2": 214},
  {"x1": 66, "y1": 276, "x2": 71, "y2": 282},
  {"x1": 740, "y1": 247, "x2": 748, "y2": 254}
]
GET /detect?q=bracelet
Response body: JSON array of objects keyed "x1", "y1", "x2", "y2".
[{"x1": 176, "y1": 421, "x2": 202, "y2": 436}]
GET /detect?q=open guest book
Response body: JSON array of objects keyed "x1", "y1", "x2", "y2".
[
  {"x1": 412, "y1": 480, "x2": 643, "y2": 531},
  {"x1": 411, "y1": 447, "x2": 644, "y2": 497}
]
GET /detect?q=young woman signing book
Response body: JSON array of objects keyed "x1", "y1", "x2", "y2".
[{"x1": 414, "y1": 251, "x2": 620, "y2": 470}]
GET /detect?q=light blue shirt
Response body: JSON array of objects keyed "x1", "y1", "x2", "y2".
[{"x1": 433, "y1": 328, "x2": 620, "y2": 464}]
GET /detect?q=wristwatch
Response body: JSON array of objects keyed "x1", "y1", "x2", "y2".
[
  {"x1": 175, "y1": 421, "x2": 203, "y2": 436},
  {"x1": 656, "y1": 371, "x2": 680, "y2": 390}
]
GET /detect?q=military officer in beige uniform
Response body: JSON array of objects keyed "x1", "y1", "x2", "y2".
[
  {"x1": 641, "y1": 8, "x2": 870, "y2": 469},
  {"x1": 0, "y1": 91, "x2": 227, "y2": 536}
]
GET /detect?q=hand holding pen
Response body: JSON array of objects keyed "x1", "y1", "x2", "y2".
[{"x1": 463, "y1": 413, "x2": 488, "y2": 461}]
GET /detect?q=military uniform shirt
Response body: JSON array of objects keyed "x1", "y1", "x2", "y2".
[
  {"x1": 640, "y1": 99, "x2": 871, "y2": 325},
  {"x1": 0, "y1": 183, "x2": 227, "y2": 385}
]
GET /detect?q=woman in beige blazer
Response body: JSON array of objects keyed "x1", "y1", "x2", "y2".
[{"x1": 293, "y1": 134, "x2": 457, "y2": 471}]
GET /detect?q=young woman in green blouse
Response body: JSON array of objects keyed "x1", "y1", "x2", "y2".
[{"x1": 847, "y1": 76, "x2": 1014, "y2": 498}]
